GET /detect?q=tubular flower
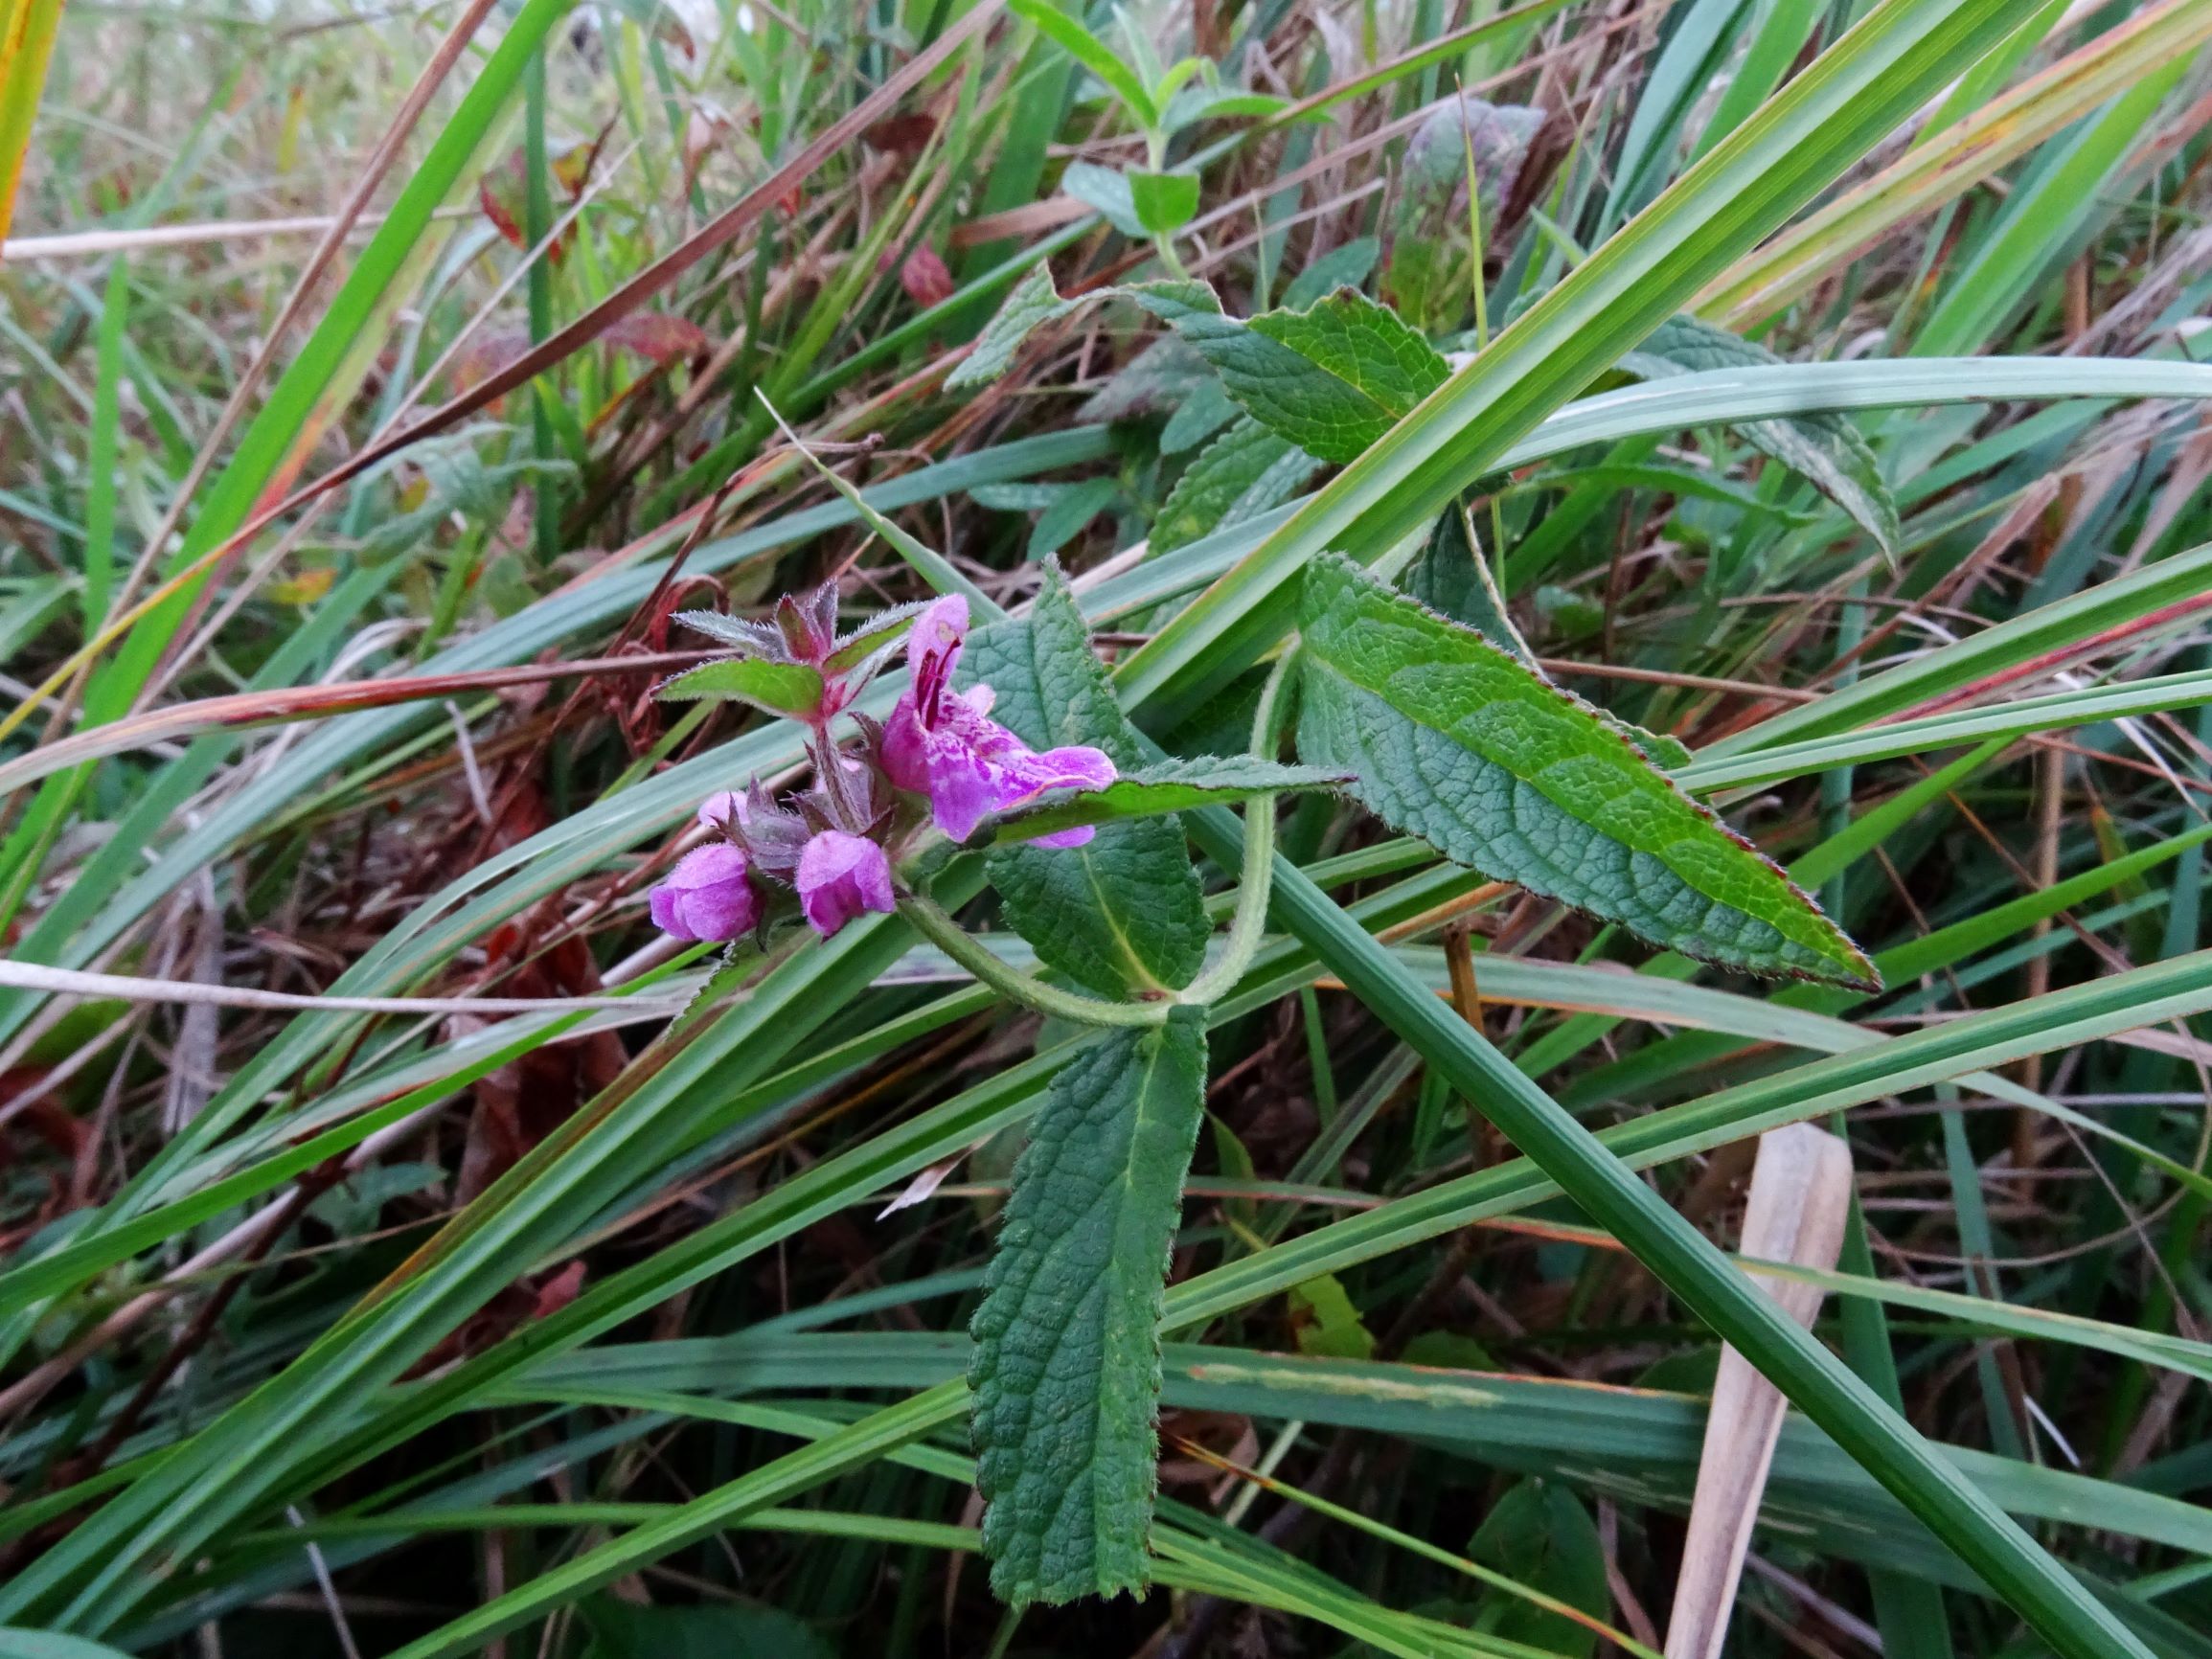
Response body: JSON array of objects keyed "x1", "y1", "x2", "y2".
[
  {"x1": 796, "y1": 830, "x2": 898, "y2": 938},
  {"x1": 880, "y1": 595, "x2": 1114, "y2": 847},
  {"x1": 648, "y1": 843, "x2": 760, "y2": 943}
]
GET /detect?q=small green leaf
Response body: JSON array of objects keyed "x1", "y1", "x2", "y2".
[
  {"x1": 1402, "y1": 502, "x2": 1537, "y2": 666},
  {"x1": 1161, "y1": 87, "x2": 1291, "y2": 131},
  {"x1": 1174, "y1": 289, "x2": 1451, "y2": 463},
  {"x1": 962, "y1": 565, "x2": 1210, "y2": 995},
  {"x1": 819, "y1": 599, "x2": 929, "y2": 673},
  {"x1": 1288, "y1": 1274, "x2": 1377, "y2": 1361},
  {"x1": 1010, "y1": 0, "x2": 1156, "y2": 127},
  {"x1": 1028, "y1": 477, "x2": 1123, "y2": 560},
  {"x1": 655, "y1": 656, "x2": 824, "y2": 716},
  {"x1": 1060, "y1": 159, "x2": 1149, "y2": 238},
  {"x1": 1467, "y1": 1480, "x2": 1610, "y2": 1659},
  {"x1": 1153, "y1": 416, "x2": 1323, "y2": 554},
  {"x1": 1619, "y1": 313, "x2": 1901, "y2": 557},
  {"x1": 1295, "y1": 555, "x2": 1878, "y2": 989},
  {"x1": 969, "y1": 1007, "x2": 1210, "y2": 1605},
  {"x1": 1129, "y1": 169, "x2": 1199, "y2": 234},
  {"x1": 1157, "y1": 376, "x2": 1238, "y2": 454},
  {"x1": 971, "y1": 755, "x2": 1347, "y2": 846},
  {"x1": 948, "y1": 261, "x2": 1220, "y2": 390},
  {"x1": 1282, "y1": 236, "x2": 1380, "y2": 310},
  {"x1": 1380, "y1": 95, "x2": 1544, "y2": 334}
]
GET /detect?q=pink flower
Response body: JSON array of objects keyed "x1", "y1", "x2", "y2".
[
  {"x1": 796, "y1": 830, "x2": 897, "y2": 938},
  {"x1": 880, "y1": 595, "x2": 1115, "y2": 847},
  {"x1": 648, "y1": 843, "x2": 760, "y2": 943}
]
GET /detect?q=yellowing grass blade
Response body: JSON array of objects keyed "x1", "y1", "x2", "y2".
[{"x1": 0, "y1": 0, "x2": 63, "y2": 251}]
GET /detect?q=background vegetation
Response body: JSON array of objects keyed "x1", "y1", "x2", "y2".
[{"x1": 2, "y1": 0, "x2": 2211, "y2": 1654}]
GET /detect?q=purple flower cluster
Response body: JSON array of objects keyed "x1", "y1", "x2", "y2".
[
  {"x1": 646, "y1": 586, "x2": 1113, "y2": 945},
  {"x1": 879, "y1": 597, "x2": 1113, "y2": 848}
]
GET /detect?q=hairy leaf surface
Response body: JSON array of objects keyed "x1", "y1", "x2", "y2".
[
  {"x1": 962, "y1": 569, "x2": 1209, "y2": 994},
  {"x1": 1296, "y1": 556, "x2": 1876, "y2": 988},
  {"x1": 654, "y1": 656, "x2": 824, "y2": 716},
  {"x1": 969, "y1": 1009, "x2": 1210, "y2": 1604},
  {"x1": 1175, "y1": 289, "x2": 1452, "y2": 463},
  {"x1": 1153, "y1": 416, "x2": 1323, "y2": 554}
]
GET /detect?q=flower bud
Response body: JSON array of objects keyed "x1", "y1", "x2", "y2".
[
  {"x1": 648, "y1": 843, "x2": 760, "y2": 943},
  {"x1": 795, "y1": 830, "x2": 897, "y2": 938}
]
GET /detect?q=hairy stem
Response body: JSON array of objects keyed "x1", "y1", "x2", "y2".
[{"x1": 1178, "y1": 646, "x2": 1298, "y2": 1007}]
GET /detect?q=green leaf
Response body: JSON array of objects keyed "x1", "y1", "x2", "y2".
[
  {"x1": 1161, "y1": 85, "x2": 1291, "y2": 133},
  {"x1": 1154, "y1": 416, "x2": 1324, "y2": 555},
  {"x1": 1282, "y1": 236, "x2": 1380, "y2": 310},
  {"x1": 820, "y1": 600, "x2": 930, "y2": 673},
  {"x1": 969, "y1": 1007, "x2": 1210, "y2": 1604},
  {"x1": 1060, "y1": 158, "x2": 1149, "y2": 238},
  {"x1": 1402, "y1": 501, "x2": 1536, "y2": 665},
  {"x1": 1618, "y1": 312, "x2": 1901, "y2": 556},
  {"x1": 654, "y1": 655, "x2": 825, "y2": 716},
  {"x1": 1010, "y1": 0, "x2": 1156, "y2": 127},
  {"x1": 1157, "y1": 376, "x2": 1239, "y2": 454},
  {"x1": 1129, "y1": 169, "x2": 1199, "y2": 234},
  {"x1": 947, "y1": 261, "x2": 1220, "y2": 390},
  {"x1": 1288, "y1": 1275, "x2": 1377, "y2": 1361},
  {"x1": 1380, "y1": 96, "x2": 1545, "y2": 334},
  {"x1": 1294, "y1": 555, "x2": 1876, "y2": 989},
  {"x1": 1402, "y1": 509, "x2": 1691, "y2": 769},
  {"x1": 1028, "y1": 477, "x2": 1123, "y2": 560},
  {"x1": 971, "y1": 755, "x2": 1347, "y2": 846},
  {"x1": 1174, "y1": 289, "x2": 1452, "y2": 464},
  {"x1": 961, "y1": 567, "x2": 1210, "y2": 995},
  {"x1": 1466, "y1": 1480, "x2": 1610, "y2": 1659}
]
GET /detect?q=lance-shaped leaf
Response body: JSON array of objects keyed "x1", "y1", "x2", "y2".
[
  {"x1": 947, "y1": 262, "x2": 1220, "y2": 389},
  {"x1": 655, "y1": 657, "x2": 824, "y2": 718},
  {"x1": 1296, "y1": 555, "x2": 1877, "y2": 989},
  {"x1": 961, "y1": 567, "x2": 1210, "y2": 995},
  {"x1": 1381, "y1": 96, "x2": 1545, "y2": 335},
  {"x1": 1618, "y1": 313, "x2": 1901, "y2": 557},
  {"x1": 1172, "y1": 288, "x2": 1452, "y2": 463},
  {"x1": 969, "y1": 1008, "x2": 1210, "y2": 1604},
  {"x1": 1153, "y1": 416, "x2": 1323, "y2": 555},
  {"x1": 969, "y1": 756, "x2": 1347, "y2": 846}
]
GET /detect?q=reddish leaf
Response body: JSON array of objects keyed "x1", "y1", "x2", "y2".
[
  {"x1": 602, "y1": 312, "x2": 709, "y2": 365},
  {"x1": 900, "y1": 245, "x2": 955, "y2": 308},
  {"x1": 453, "y1": 329, "x2": 534, "y2": 396},
  {"x1": 865, "y1": 111, "x2": 937, "y2": 153},
  {"x1": 478, "y1": 150, "x2": 574, "y2": 264}
]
